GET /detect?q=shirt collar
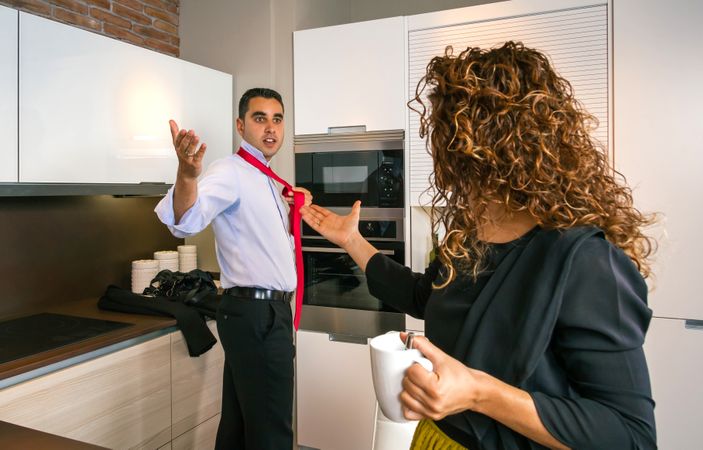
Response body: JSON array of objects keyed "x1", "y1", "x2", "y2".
[{"x1": 240, "y1": 140, "x2": 269, "y2": 167}]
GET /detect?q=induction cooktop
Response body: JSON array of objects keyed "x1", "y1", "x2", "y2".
[{"x1": 0, "y1": 313, "x2": 133, "y2": 365}]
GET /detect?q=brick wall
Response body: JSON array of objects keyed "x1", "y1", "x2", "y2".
[{"x1": 0, "y1": 0, "x2": 180, "y2": 56}]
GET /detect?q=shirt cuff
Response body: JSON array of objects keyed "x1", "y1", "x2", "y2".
[{"x1": 154, "y1": 187, "x2": 203, "y2": 238}]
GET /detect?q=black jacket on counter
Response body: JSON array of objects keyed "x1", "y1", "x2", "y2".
[
  {"x1": 98, "y1": 285, "x2": 220, "y2": 357},
  {"x1": 366, "y1": 226, "x2": 656, "y2": 450}
]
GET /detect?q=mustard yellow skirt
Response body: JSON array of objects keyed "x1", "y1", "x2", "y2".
[{"x1": 410, "y1": 419, "x2": 469, "y2": 450}]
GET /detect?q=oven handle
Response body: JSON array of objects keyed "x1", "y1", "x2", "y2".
[{"x1": 302, "y1": 246, "x2": 395, "y2": 256}]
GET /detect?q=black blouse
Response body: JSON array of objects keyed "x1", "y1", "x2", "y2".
[{"x1": 365, "y1": 227, "x2": 656, "y2": 450}]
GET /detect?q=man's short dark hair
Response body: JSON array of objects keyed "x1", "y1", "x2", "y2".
[{"x1": 238, "y1": 88, "x2": 284, "y2": 119}]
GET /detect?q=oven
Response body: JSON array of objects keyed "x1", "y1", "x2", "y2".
[{"x1": 295, "y1": 130, "x2": 406, "y2": 338}]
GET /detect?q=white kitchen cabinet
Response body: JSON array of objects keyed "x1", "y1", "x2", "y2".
[
  {"x1": 0, "y1": 5, "x2": 17, "y2": 183},
  {"x1": 613, "y1": 0, "x2": 703, "y2": 320},
  {"x1": 0, "y1": 334, "x2": 172, "y2": 449},
  {"x1": 171, "y1": 320, "x2": 224, "y2": 438},
  {"x1": 293, "y1": 16, "x2": 405, "y2": 135},
  {"x1": 19, "y1": 12, "x2": 232, "y2": 184},
  {"x1": 643, "y1": 317, "x2": 703, "y2": 449},
  {"x1": 296, "y1": 329, "x2": 377, "y2": 450}
]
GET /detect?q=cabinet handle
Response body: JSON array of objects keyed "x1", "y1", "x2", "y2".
[
  {"x1": 328, "y1": 125, "x2": 366, "y2": 134},
  {"x1": 685, "y1": 319, "x2": 703, "y2": 330},
  {"x1": 328, "y1": 333, "x2": 368, "y2": 345}
]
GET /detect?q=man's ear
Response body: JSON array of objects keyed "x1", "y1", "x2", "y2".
[{"x1": 236, "y1": 117, "x2": 244, "y2": 137}]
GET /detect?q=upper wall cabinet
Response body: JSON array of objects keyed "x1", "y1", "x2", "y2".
[
  {"x1": 406, "y1": 0, "x2": 610, "y2": 206},
  {"x1": 293, "y1": 17, "x2": 405, "y2": 135},
  {"x1": 19, "y1": 12, "x2": 232, "y2": 184},
  {"x1": 0, "y1": 6, "x2": 17, "y2": 183},
  {"x1": 613, "y1": 0, "x2": 703, "y2": 320}
]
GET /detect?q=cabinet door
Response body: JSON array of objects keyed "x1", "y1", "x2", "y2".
[
  {"x1": 0, "y1": 334, "x2": 172, "y2": 449},
  {"x1": 294, "y1": 16, "x2": 405, "y2": 135},
  {"x1": 171, "y1": 320, "x2": 224, "y2": 438},
  {"x1": 613, "y1": 0, "x2": 703, "y2": 319},
  {"x1": 19, "y1": 12, "x2": 232, "y2": 184},
  {"x1": 0, "y1": 5, "x2": 17, "y2": 183},
  {"x1": 643, "y1": 317, "x2": 703, "y2": 448},
  {"x1": 172, "y1": 413, "x2": 219, "y2": 450},
  {"x1": 296, "y1": 330, "x2": 377, "y2": 450}
]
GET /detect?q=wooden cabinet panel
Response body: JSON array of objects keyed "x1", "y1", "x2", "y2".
[
  {"x1": 293, "y1": 17, "x2": 405, "y2": 135},
  {"x1": 19, "y1": 12, "x2": 232, "y2": 184},
  {"x1": 171, "y1": 320, "x2": 224, "y2": 437},
  {"x1": 0, "y1": 5, "x2": 17, "y2": 183},
  {"x1": 0, "y1": 335, "x2": 172, "y2": 449},
  {"x1": 172, "y1": 414, "x2": 219, "y2": 450}
]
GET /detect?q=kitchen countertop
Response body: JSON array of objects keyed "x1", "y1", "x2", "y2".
[
  {"x1": 0, "y1": 420, "x2": 109, "y2": 449},
  {"x1": 0, "y1": 297, "x2": 177, "y2": 383}
]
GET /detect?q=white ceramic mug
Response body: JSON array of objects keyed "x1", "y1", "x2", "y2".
[{"x1": 369, "y1": 331, "x2": 434, "y2": 423}]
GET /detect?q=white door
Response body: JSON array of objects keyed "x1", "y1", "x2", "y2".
[
  {"x1": 0, "y1": 5, "x2": 17, "y2": 183},
  {"x1": 19, "y1": 12, "x2": 232, "y2": 184},
  {"x1": 644, "y1": 317, "x2": 703, "y2": 448}
]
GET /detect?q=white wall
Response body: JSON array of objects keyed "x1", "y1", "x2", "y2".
[{"x1": 349, "y1": 0, "x2": 501, "y2": 22}]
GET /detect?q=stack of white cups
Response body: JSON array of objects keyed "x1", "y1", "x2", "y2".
[
  {"x1": 131, "y1": 260, "x2": 159, "y2": 294},
  {"x1": 178, "y1": 245, "x2": 198, "y2": 272},
  {"x1": 154, "y1": 250, "x2": 179, "y2": 272}
]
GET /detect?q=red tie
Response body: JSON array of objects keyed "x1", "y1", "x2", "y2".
[{"x1": 236, "y1": 147, "x2": 304, "y2": 331}]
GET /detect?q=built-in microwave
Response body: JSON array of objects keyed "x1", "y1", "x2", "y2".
[{"x1": 294, "y1": 130, "x2": 404, "y2": 209}]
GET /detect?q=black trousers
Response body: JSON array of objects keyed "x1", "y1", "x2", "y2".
[{"x1": 214, "y1": 294, "x2": 295, "y2": 450}]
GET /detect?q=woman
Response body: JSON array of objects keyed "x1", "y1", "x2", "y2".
[{"x1": 301, "y1": 42, "x2": 656, "y2": 450}]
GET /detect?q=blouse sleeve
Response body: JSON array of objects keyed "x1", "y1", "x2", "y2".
[
  {"x1": 365, "y1": 253, "x2": 441, "y2": 319},
  {"x1": 532, "y1": 236, "x2": 657, "y2": 449}
]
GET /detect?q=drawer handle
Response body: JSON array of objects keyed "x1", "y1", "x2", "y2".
[
  {"x1": 685, "y1": 319, "x2": 703, "y2": 330},
  {"x1": 328, "y1": 333, "x2": 368, "y2": 345}
]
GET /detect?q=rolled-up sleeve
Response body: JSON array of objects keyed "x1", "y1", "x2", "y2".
[
  {"x1": 533, "y1": 237, "x2": 657, "y2": 449},
  {"x1": 154, "y1": 158, "x2": 240, "y2": 238}
]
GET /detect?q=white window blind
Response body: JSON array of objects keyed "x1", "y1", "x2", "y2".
[{"x1": 408, "y1": 5, "x2": 609, "y2": 206}]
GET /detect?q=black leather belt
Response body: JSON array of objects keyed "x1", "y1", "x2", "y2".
[{"x1": 223, "y1": 286, "x2": 293, "y2": 302}]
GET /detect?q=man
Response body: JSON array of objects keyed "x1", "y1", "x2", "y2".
[{"x1": 155, "y1": 87, "x2": 310, "y2": 449}]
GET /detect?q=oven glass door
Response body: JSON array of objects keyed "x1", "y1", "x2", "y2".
[{"x1": 302, "y1": 239, "x2": 403, "y2": 312}]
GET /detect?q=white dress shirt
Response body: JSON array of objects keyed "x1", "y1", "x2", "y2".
[{"x1": 154, "y1": 140, "x2": 297, "y2": 291}]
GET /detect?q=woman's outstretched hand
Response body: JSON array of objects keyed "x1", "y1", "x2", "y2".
[{"x1": 301, "y1": 200, "x2": 362, "y2": 249}]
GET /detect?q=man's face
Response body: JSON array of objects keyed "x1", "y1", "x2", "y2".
[{"x1": 236, "y1": 96, "x2": 284, "y2": 160}]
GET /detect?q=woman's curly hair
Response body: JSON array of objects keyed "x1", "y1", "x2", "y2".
[{"x1": 410, "y1": 41, "x2": 655, "y2": 286}]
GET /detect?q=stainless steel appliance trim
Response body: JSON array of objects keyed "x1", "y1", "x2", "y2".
[
  {"x1": 328, "y1": 207, "x2": 405, "y2": 220},
  {"x1": 299, "y1": 304, "x2": 405, "y2": 338},
  {"x1": 302, "y1": 246, "x2": 395, "y2": 255},
  {"x1": 302, "y1": 207, "x2": 404, "y2": 241},
  {"x1": 294, "y1": 129, "x2": 404, "y2": 153},
  {"x1": 328, "y1": 333, "x2": 369, "y2": 345}
]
